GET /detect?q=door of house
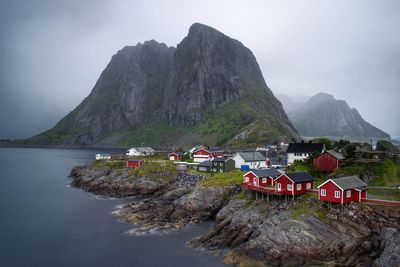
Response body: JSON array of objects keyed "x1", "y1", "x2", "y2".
[
  {"x1": 277, "y1": 183, "x2": 282, "y2": 191},
  {"x1": 253, "y1": 178, "x2": 258, "y2": 186}
]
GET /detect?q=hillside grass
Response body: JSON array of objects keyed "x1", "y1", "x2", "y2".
[
  {"x1": 91, "y1": 160, "x2": 126, "y2": 170},
  {"x1": 199, "y1": 169, "x2": 244, "y2": 188},
  {"x1": 367, "y1": 188, "x2": 400, "y2": 201},
  {"x1": 333, "y1": 159, "x2": 400, "y2": 186}
]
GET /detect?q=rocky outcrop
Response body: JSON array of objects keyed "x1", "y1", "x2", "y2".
[
  {"x1": 70, "y1": 165, "x2": 238, "y2": 232},
  {"x1": 70, "y1": 164, "x2": 400, "y2": 266},
  {"x1": 114, "y1": 184, "x2": 238, "y2": 233},
  {"x1": 29, "y1": 23, "x2": 297, "y2": 147},
  {"x1": 190, "y1": 199, "x2": 400, "y2": 267}
]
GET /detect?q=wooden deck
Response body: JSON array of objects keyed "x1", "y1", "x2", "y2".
[
  {"x1": 244, "y1": 184, "x2": 286, "y2": 196},
  {"x1": 361, "y1": 198, "x2": 400, "y2": 207}
]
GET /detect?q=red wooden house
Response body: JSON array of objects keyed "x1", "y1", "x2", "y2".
[
  {"x1": 193, "y1": 147, "x2": 224, "y2": 162},
  {"x1": 168, "y1": 152, "x2": 183, "y2": 161},
  {"x1": 127, "y1": 159, "x2": 144, "y2": 168},
  {"x1": 318, "y1": 176, "x2": 367, "y2": 204},
  {"x1": 243, "y1": 169, "x2": 282, "y2": 187},
  {"x1": 273, "y1": 172, "x2": 314, "y2": 195},
  {"x1": 314, "y1": 150, "x2": 344, "y2": 172}
]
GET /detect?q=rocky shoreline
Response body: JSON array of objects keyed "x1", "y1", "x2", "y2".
[{"x1": 69, "y1": 165, "x2": 400, "y2": 267}]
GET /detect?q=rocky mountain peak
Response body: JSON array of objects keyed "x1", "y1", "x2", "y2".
[
  {"x1": 29, "y1": 23, "x2": 297, "y2": 147},
  {"x1": 283, "y1": 93, "x2": 390, "y2": 141}
]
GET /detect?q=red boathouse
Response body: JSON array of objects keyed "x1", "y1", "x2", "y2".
[
  {"x1": 243, "y1": 169, "x2": 282, "y2": 187},
  {"x1": 127, "y1": 159, "x2": 144, "y2": 168},
  {"x1": 318, "y1": 176, "x2": 367, "y2": 204},
  {"x1": 314, "y1": 150, "x2": 344, "y2": 172},
  {"x1": 193, "y1": 147, "x2": 224, "y2": 162},
  {"x1": 273, "y1": 172, "x2": 314, "y2": 195},
  {"x1": 168, "y1": 152, "x2": 183, "y2": 161}
]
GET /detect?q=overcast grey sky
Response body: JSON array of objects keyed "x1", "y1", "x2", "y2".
[{"x1": 0, "y1": 0, "x2": 399, "y2": 139}]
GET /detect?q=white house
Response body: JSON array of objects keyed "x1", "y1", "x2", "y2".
[
  {"x1": 232, "y1": 151, "x2": 267, "y2": 169},
  {"x1": 95, "y1": 153, "x2": 111, "y2": 160},
  {"x1": 126, "y1": 147, "x2": 155, "y2": 156},
  {"x1": 286, "y1": 141, "x2": 325, "y2": 165}
]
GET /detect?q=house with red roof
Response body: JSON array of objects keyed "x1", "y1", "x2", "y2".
[
  {"x1": 193, "y1": 147, "x2": 224, "y2": 162},
  {"x1": 127, "y1": 159, "x2": 144, "y2": 168},
  {"x1": 168, "y1": 152, "x2": 183, "y2": 161},
  {"x1": 314, "y1": 150, "x2": 344, "y2": 172}
]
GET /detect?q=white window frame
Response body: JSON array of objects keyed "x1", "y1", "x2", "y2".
[
  {"x1": 306, "y1": 182, "x2": 311, "y2": 189},
  {"x1": 334, "y1": 191, "x2": 341, "y2": 198},
  {"x1": 219, "y1": 169, "x2": 223, "y2": 173},
  {"x1": 287, "y1": 184, "x2": 293, "y2": 191},
  {"x1": 277, "y1": 183, "x2": 282, "y2": 191},
  {"x1": 346, "y1": 190, "x2": 351, "y2": 198},
  {"x1": 253, "y1": 178, "x2": 258, "y2": 186},
  {"x1": 244, "y1": 177, "x2": 249, "y2": 182},
  {"x1": 296, "y1": 184, "x2": 302, "y2": 190},
  {"x1": 320, "y1": 189, "x2": 326, "y2": 196},
  {"x1": 262, "y1": 178, "x2": 267, "y2": 183}
]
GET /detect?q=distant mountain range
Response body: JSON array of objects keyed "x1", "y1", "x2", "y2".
[
  {"x1": 27, "y1": 23, "x2": 297, "y2": 148},
  {"x1": 277, "y1": 93, "x2": 390, "y2": 141}
]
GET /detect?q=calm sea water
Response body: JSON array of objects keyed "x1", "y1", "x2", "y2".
[{"x1": 0, "y1": 148, "x2": 226, "y2": 267}]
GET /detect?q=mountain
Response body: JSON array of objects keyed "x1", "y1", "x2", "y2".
[
  {"x1": 275, "y1": 94, "x2": 309, "y2": 113},
  {"x1": 29, "y1": 23, "x2": 297, "y2": 147},
  {"x1": 283, "y1": 93, "x2": 390, "y2": 140}
]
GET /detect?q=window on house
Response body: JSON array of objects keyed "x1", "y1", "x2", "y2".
[
  {"x1": 220, "y1": 163, "x2": 223, "y2": 166},
  {"x1": 245, "y1": 177, "x2": 249, "y2": 182},
  {"x1": 287, "y1": 184, "x2": 293, "y2": 191},
  {"x1": 320, "y1": 189, "x2": 326, "y2": 196},
  {"x1": 214, "y1": 162, "x2": 217, "y2": 166},
  {"x1": 220, "y1": 169, "x2": 223, "y2": 173},
  {"x1": 262, "y1": 178, "x2": 267, "y2": 183},
  {"x1": 306, "y1": 183, "x2": 311, "y2": 189},
  {"x1": 334, "y1": 191, "x2": 341, "y2": 198},
  {"x1": 346, "y1": 190, "x2": 351, "y2": 198},
  {"x1": 296, "y1": 184, "x2": 302, "y2": 190}
]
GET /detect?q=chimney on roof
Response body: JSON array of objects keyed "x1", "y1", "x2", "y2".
[
  {"x1": 309, "y1": 140, "x2": 312, "y2": 144},
  {"x1": 301, "y1": 140, "x2": 305, "y2": 143}
]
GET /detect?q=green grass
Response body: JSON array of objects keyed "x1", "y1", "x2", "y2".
[
  {"x1": 199, "y1": 169, "x2": 244, "y2": 188},
  {"x1": 128, "y1": 160, "x2": 178, "y2": 182},
  {"x1": 91, "y1": 160, "x2": 125, "y2": 170},
  {"x1": 334, "y1": 160, "x2": 400, "y2": 186},
  {"x1": 368, "y1": 188, "x2": 400, "y2": 201}
]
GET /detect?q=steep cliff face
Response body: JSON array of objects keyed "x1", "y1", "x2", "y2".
[
  {"x1": 30, "y1": 23, "x2": 297, "y2": 147},
  {"x1": 284, "y1": 93, "x2": 390, "y2": 140}
]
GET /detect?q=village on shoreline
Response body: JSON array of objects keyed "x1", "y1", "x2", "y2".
[
  {"x1": 93, "y1": 139, "x2": 400, "y2": 207},
  {"x1": 69, "y1": 138, "x2": 400, "y2": 266}
]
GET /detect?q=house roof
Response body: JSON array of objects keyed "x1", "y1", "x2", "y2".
[
  {"x1": 287, "y1": 142, "x2": 324, "y2": 153},
  {"x1": 235, "y1": 151, "x2": 266, "y2": 162},
  {"x1": 198, "y1": 160, "x2": 213, "y2": 167},
  {"x1": 128, "y1": 159, "x2": 143, "y2": 162},
  {"x1": 169, "y1": 152, "x2": 183, "y2": 156},
  {"x1": 128, "y1": 147, "x2": 155, "y2": 152},
  {"x1": 96, "y1": 153, "x2": 111, "y2": 156},
  {"x1": 252, "y1": 169, "x2": 281, "y2": 178},
  {"x1": 212, "y1": 157, "x2": 231, "y2": 162},
  {"x1": 327, "y1": 176, "x2": 367, "y2": 191},
  {"x1": 284, "y1": 172, "x2": 314, "y2": 183},
  {"x1": 325, "y1": 150, "x2": 344, "y2": 160},
  {"x1": 208, "y1": 147, "x2": 223, "y2": 152}
]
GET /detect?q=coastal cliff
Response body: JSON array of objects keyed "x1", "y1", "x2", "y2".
[{"x1": 69, "y1": 165, "x2": 400, "y2": 267}]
